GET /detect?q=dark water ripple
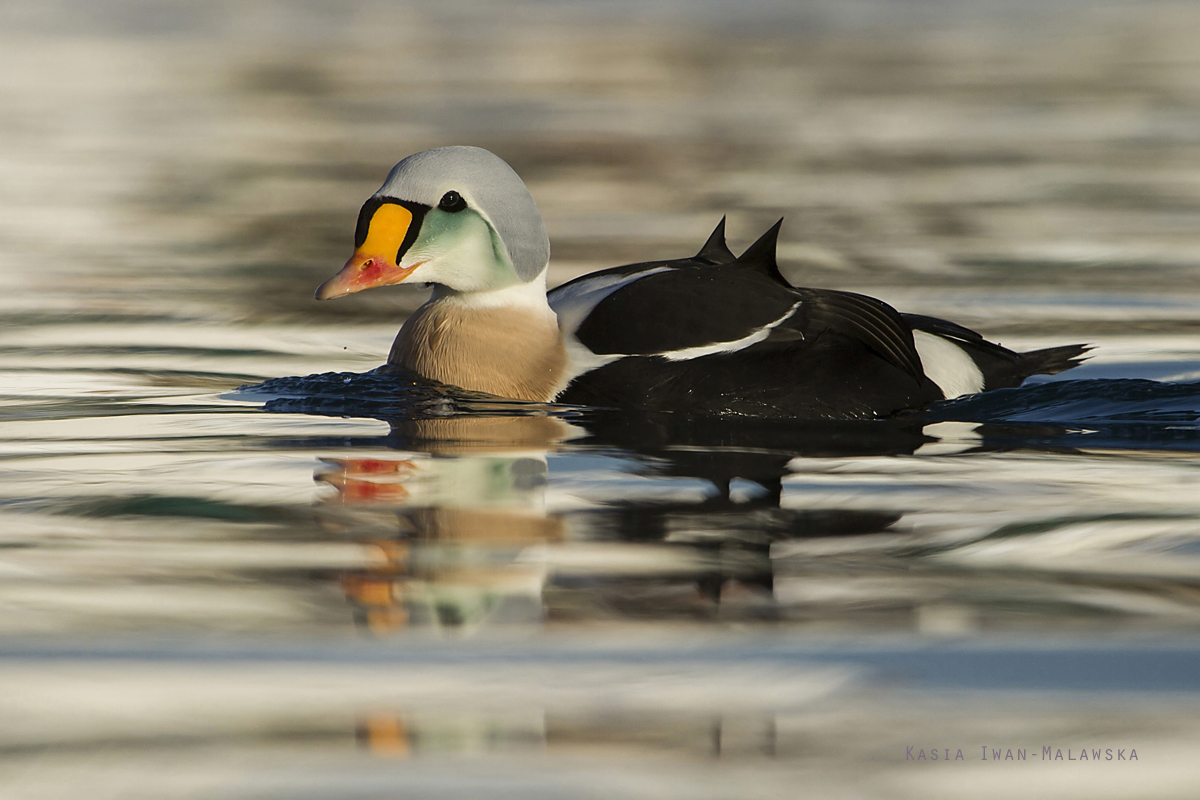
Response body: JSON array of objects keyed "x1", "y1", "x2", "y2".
[
  {"x1": 241, "y1": 366, "x2": 575, "y2": 419},
  {"x1": 927, "y1": 379, "x2": 1200, "y2": 424},
  {"x1": 926, "y1": 379, "x2": 1200, "y2": 452},
  {"x1": 243, "y1": 372, "x2": 1200, "y2": 453}
]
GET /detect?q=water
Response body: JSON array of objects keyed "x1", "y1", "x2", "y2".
[{"x1": 4, "y1": 1, "x2": 1200, "y2": 797}]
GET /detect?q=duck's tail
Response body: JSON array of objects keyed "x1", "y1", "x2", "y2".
[
  {"x1": 903, "y1": 313, "x2": 1091, "y2": 391},
  {"x1": 1016, "y1": 343, "x2": 1092, "y2": 381}
]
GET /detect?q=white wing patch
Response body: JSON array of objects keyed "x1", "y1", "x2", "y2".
[
  {"x1": 913, "y1": 330, "x2": 984, "y2": 399},
  {"x1": 661, "y1": 301, "x2": 802, "y2": 361}
]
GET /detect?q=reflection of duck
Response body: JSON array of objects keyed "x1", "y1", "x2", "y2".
[
  {"x1": 568, "y1": 412, "x2": 919, "y2": 604},
  {"x1": 316, "y1": 146, "x2": 1088, "y2": 419},
  {"x1": 315, "y1": 409, "x2": 941, "y2": 624},
  {"x1": 317, "y1": 415, "x2": 567, "y2": 634},
  {"x1": 577, "y1": 411, "x2": 930, "y2": 495}
]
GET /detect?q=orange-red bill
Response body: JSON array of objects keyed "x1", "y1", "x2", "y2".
[{"x1": 315, "y1": 253, "x2": 421, "y2": 300}]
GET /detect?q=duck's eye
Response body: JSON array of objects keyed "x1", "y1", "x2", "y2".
[{"x1": 438, "y1": 191, "x2": 466, "y2": 213}]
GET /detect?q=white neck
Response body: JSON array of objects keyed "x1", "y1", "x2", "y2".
[{"x1": 428, "y1": 270, "x2": 554, "y2": 316}]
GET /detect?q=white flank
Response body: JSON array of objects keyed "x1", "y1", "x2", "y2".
[
  {"x1": 661, "y1": 301, "x2": 802, "y2": 361},
  {"x1": 913, "y1": 330, "x2": 985, "y2": 398},
  {"x1": 556, "y1": 336, "x2": 622, "y2": 391}
]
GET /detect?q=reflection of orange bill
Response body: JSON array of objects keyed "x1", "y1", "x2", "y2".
[
  {"x1": 315, "y1": 458, "x2": 417, "y2": 502},
  {"x1": 327, "y1": 477, "x2": 411, "y2": 503},
  {"x1": 342, "y1": 572, "x2": 409, "y2": 634},
  {"x1": 342, "y1": 574, "x2": 394, "y2": 605},
  {"x1": 358, "y1": 712, "x2": 411, "y2": 757},
  {"x1": 324, "y1": 458, "x2": 417, "y2": 476}
]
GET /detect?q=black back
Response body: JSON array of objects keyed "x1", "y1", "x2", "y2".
[{"x1": 553, "y1": 219, "x2": 1082, "y2": 418}]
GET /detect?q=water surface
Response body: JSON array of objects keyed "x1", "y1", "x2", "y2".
[{"x1": 3, "y1": 2, "x2": 1200, "y2": 797}]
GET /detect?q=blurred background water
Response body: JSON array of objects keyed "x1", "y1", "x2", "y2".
[{"x1": 3, "y1": 1, "x2": 1200, "y2": 797}]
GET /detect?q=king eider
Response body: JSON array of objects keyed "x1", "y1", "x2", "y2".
[{"x1": 315, "y1": 146, "x2": 1088, "y2": 419}]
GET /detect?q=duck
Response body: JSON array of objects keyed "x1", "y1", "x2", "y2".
[{"x1": 315, "y1": 146, "x2": 1088, "y2": 420}]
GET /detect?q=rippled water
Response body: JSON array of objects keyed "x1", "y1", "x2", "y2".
[{"x1": 4, "y1": 1, "x2": 1200, "y2": 797}]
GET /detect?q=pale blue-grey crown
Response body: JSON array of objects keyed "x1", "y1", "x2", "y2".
[{"x1": 376, "y1": 146, "x2": 550, "y2": 282}]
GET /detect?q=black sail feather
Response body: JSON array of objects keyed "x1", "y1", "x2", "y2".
[
  {"x1": 736, "y1": 218, "x2": 788, "y2": 285},
  {"x1": 694, "y1": 216, "x2": 735, "y2": 264}
]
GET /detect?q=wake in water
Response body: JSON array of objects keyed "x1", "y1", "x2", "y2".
[
  {"x1": 927, "y1": 378, "x2": 1200, "y2": 424},
  {"x1": 239, "y1": 366, "x2": 573, "y2": 419},
  {"x1": 921, "y1": 378, "x2": 1200, "y2": 452},
  {"x1": 237, "y1": 372, "x2": 1200, "y2": 453}
]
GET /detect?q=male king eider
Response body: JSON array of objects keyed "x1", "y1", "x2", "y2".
[{"x1": 315, "y1": 146, "x2": 1088, "y2": 419}]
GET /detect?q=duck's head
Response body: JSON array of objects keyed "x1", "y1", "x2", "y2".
[{"x1": 316, "y1": 146, "x2": 549, "y2": 300}]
